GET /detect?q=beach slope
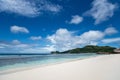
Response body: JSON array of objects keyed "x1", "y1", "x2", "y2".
[{"x1": 0, "y1": 54, "x2": 120, "y2": 80}]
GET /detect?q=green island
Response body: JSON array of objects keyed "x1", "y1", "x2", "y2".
[{"x1": 51, "y1": 45, "x2": 118, "y2": 54}]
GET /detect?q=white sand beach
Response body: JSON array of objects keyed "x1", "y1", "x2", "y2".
[{"x1": 0, "y1": 54, "x2": 120, "y2": 80}]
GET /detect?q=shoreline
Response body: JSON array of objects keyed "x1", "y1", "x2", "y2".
[
  {"x1": 1, "y1": 54, "x2": 120, "y2": 80},
  {"x1": 0, "y1": 54, "x2": 102, "y2": 75}
]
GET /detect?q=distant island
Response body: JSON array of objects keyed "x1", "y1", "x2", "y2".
[{"x1": 51, "y1": 45, "x2": 118, "y2": 54}]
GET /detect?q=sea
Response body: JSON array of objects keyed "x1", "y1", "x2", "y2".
[{"x1": 0, "y1": 53, "x2": 99, "y2": 72}]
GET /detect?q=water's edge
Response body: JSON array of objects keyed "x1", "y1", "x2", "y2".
[{"x1": 0, "y1": 55, "x2": 104, "y2": 75}]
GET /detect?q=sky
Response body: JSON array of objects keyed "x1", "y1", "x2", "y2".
[{"x1": 0, "y1": 0, "x2": 120, "y2": 53}]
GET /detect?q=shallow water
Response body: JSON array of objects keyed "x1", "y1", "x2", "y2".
[{"x1": 0, "y1": 53, "x2": 99, "y2": 71}]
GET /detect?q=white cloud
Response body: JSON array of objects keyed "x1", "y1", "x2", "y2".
[
  {"x1": 0, "y1": 0, "x2": 39, "y2": 17},
  {"x1": 80, "y1": 30, "x2": 104, "y2": 41},
  {"x1": 41, "y1": 45, "x2": 56, "y2": 52},
  {"x1": 17, "y1": 44, "x2": 56, "y2": 53},
  {"x1": 0, "y1": 43, "x2": 10, "y2": 48},
  {"x1": 20, "y1": 47, "x2": 42, "y2": 53},
  {"x1": 11, "y1": 25, "x2": 29, "y2": 33},
  {"x1": 42, "y1": 3, "x2": 62, "y2": 13},
  {"x1": 0, "y1": 0, "x2": 62, "y2": 17},
  {"x1": 47, "y1": 28, "x2": 105, "y2": 51},
  {"x1": 12, "y1": 40, "x2": 21, "y2": 45},
  {"x1": 0, "y1": 27, "x2": 119, "y2": 53},
  {"x1": 11, "y1": 40, "x2": 30, "y2": 48},
  {"x1": 47, "y1": 28, "x2": 72, "y2": 44},
  {"x1": 0, "y1": 40, "x2": 30, "y2": 53},
  {"x1": 102, "y1": 38, "x2": 120, "y2": 44},
  {"x1": 15, "y1": 44, "x2": 30, "y2": 48},
  {"x1": 30, "y1": 36, "x2": 42, "y2": 40},
  {"x1": 68, "y1": 15, "x2": 83, "y2": 24},
  {"x1": 47, "y1": 27, "x2": 118, "y2": 51},
  {"x1": 0, "y1": 40, "x2": 55, "y2": 53},
  {"x1": 21, "y1": 46, "x2": 55, "y2": 53},
  {"x1": 85, "y1": 0, "x2": 117, "y2": 24},
  {"x1": 47, "y1": 28, "x2": 75, "y2": 51},
  {"x1": 104, "y1": 27, "x2": 118, "y2": 35}
]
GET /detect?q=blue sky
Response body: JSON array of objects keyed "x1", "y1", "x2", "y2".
[{"x1": 0, "y1": 0, "x2": 120, "y2": 53}]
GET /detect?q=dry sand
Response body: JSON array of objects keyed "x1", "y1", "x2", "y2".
[{"x1": 0, "y1": 54, "x2": 120, "y2": 80}]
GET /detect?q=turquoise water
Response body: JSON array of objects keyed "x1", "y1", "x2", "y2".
[{"x1": 0, "y1": 53, "x2": 99, "y2": 71}]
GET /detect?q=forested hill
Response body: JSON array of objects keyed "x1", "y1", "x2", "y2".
[{"x1": 51, "y1": 45, "x2": 116, "y2": 54}]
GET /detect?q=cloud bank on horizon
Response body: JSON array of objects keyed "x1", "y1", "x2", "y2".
[{"x1": 0, "y1": 0, "x2": 120, "y2": 53}]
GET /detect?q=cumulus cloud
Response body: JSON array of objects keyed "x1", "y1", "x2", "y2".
[
  {"x1": 104, "y1": 27, "x2": 118, "y2": 35},
  {"x1": 11, "y1": 25, "x2": 29, "y2": 33},
  {"x1": 47, "y1": 28, "x2": 105, "y2": 51},
  {"x1": 102, "y1": 38, "x2": 120, "y2": 44},
  {"x1": 79, "y1": 30, "x2": 104, "y2": 44},
  {"x1": 30, "y1": 36, "x2": 42, "y2": 40},
  {"x1": 80, "y1": 31, "x2": 104, "y2": 40},
  {"x1": 68, "y1": 15, "x2": 83, "y2": 24},
  {"x1": 47, "y1": 28, "x2": 75, "y2": 51},
  {"x1": 47, "y1": 27, "x2": 118, "y2": 51},
  {"x1": 0, "y1": 0, "x2": 62, "y2": 17},
  {"x1": 85, "y1": 0, "x2": 118, "y2": 24}
]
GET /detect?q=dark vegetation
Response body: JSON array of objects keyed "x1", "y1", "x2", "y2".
[{"x1": 51, "y1": 45, "x2": 116, "y2": 54}]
